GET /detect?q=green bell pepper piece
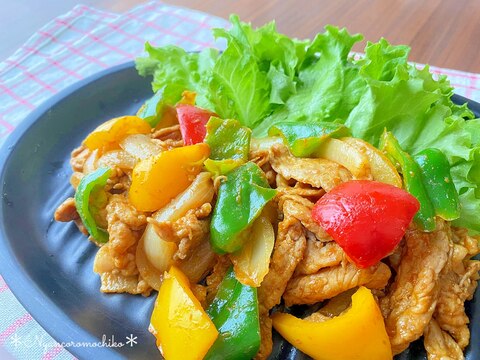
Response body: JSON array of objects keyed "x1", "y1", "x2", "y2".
[
  {"x1": 268, "y1": 122, "x2": 350, "y2": 157},
  {"x1": 204, "y1": 117, "x2": 252, "y2": 176},
  {"x1": 210, "y1": 162, "x2": 276, "y2": 253},
  {"x1": 204, "y1": 158, "x2": 244, "y2": 177},
  {"x1": 380, "y1": 131, "x2": 436, "y2": 232},
  {"x1": 205, "y1": 117, "x2": 252, "y2": 161},
  {"x1": 74, "y1": 167, "x2": 111, "y2": 243},
  {"x1": 136, "y1": 91, "x2": 164, "y2": 127},
  {"x1": 205, "y1": 267, "x2": 260, "y2": 360},
  {"x1": 414, "y1": 148, "x2": 460, "y2": 221}
]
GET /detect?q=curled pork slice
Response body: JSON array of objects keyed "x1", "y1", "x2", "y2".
[
  {"x1": 205, "y1": 256, "x2": 232, "y2": 304},
  {"x1": 94, "y1": 243, "x2": 151, "y2": 296},
  {"x1": 54, "y1": 197, "x2": 78, "y2": 222},
  {"x1": 269, "y1": 144, "x2": 352, "y2": 192},
  {"x1": 99, "y1": 272, "x2": 151, "y2": 296},
  {"x1": 278, "y1": 182, "x2": 326, "y2": 198},
  {"x1": 295, "y1": 240, "x2": 345, "y2": 276},
  {"x1": 433, "y1": 229, "x2": 480, "y2": 351},
  {"x1": 106, "y1": 194, "x2": 147, "y2": 269},
  {"x1": 433, "y1": 261, "x2": 480, "y2": 351},
  {"x1": 279, "y1": 195, "x2": 331, "y2": 241},
  {"x1": 150, "y1": 203, "x2": 212, "y2": 261},
  {"x1": 151, "y1": 124, "x2": 182, "y2": 142},
  {"x1": 70, "y1": 145, "x2": 90, "y2": 172},
  {"x1": 381, "y1": 220, "x2": 450, "y2": 355},
  {"x1": 255, "y1": 214, "x2": 307, "y2": 360},
  {"x1": 424, "y1": 319, "x2": 464, "y2": 360},
  {"x1": 54, "y1": 197, "x2": 88, "y2": 235},
  {"x1": 283, "y1": 261, "x2": 391, "y2": 306}
]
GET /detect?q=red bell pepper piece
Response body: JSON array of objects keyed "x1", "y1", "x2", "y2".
[
  {"x1": 312, "y1": 180, "x2": 419, "y2": 268},
  {"x1": 176, "y1": 104, "x2": 216, "y2": 145}
]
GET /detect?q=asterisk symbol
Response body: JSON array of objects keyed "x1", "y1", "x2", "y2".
[
  {"x1": 125, "y1": 334, "x2": 137, "y2": 347},
  {"x1": 10, "y1": 334, "x2": 22, "y2": 347}
]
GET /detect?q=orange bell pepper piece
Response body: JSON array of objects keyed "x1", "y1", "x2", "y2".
[
  {"x1": 272, "y1": 286, "x2": 392, "y2": 360},
  {"x1": 83, "y1": 116, "x2": 151, "y2": 151},
  {"x1": 129, "y1": 143, "x2": 210, "y2": 212},
  {"x1": 150, "y1": 266, "x2": 218, "y2": 360}
]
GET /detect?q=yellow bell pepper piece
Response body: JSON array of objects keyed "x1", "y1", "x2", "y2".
[
  {"x1": 272, "y1": 286, "x2": 392, "y2": 360},
  {"x1": 178, "y1": 90, "x2": 197, "y2": 105},
  {"x1": 155, "y1": 105, "x2": 179, "y2": 130},
  {"x1": 129, "y1": 143, "x2": 210, "y2": 212},
  {"x1": 83, "y1": 116, "x2": 151, "y2": 151},
  {"x1": 150, "y1": 266, "x2": 218, "y2": 360}
]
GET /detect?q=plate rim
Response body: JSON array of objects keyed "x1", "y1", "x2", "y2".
[
  {"x1": 0, "y1": 60, "x2": 137, "y2": 360},
  {"x1": 0, "y1": 61, "x2": 479, "y2": 360}
]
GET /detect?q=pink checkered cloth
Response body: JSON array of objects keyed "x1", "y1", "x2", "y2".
[
  {"x1": 0, "y1": 2, "x2": 227, "y2": 359},
  {"x1": 0, "y1": 1, "x2": 228, "y2": 148},
  {"x1": 0, "y1": 2, "x2": 479, "y2": 360}
]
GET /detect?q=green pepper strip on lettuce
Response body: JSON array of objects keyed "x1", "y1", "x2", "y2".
[
  {"x1": 414, "y1": 148, "x2": 460, "y2": 221},
  {"x1": 136, "y1": 91, "x2": 164, "y2": 127},
  {"x1": 381, "y1": 131, "x2": 436, "y2": 232},
  {"x1": 210, "y1": 162, "x2": 276, "y2": 253},
  {"x1": 268, "y1": 122, "x2": 350, "y2": 157},
  {"x1": 205, "y1": 267, "x2": 260, "y2": 360},
  {"x1": 74, "y1": 167, "x2": 111, "y2": 243},
  {"x1": 204, "y1": 117, "x2": 252, "y2": 175}
]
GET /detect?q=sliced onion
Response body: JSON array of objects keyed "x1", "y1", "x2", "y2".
[
  {"x1": 97, "y1": 150, "x2": 137, "y2": 170},
  {"x1": 229, "y1": 215, "x2": 275, "y2": 287},
  {"x1": 120, "y1": 134, "x2": 162, "y2": 160},
  {"x1": 317, "y1": 288, "x2": 357, "y2": 317},
  {"x1": 139, "y1": 172, "x2": 214, "y2": 289},
  {"x1": 142, "y1": 224, "x2": 177, "y2": 276},
  {"x1": 153, "y1": 172, "x2": 214, "y2": 223},
  {"x1": 136, "y1": 235, "x2": 165, "y2": 291},
  {"x1": 177, "y1": 240, "x2": 216, "y2": 284},
  {"x1": 342, "y1": 137, "x2": 402, "y2": 188},
  {"x1": 250, "y1": 136, "x2": 283, "y2": 152},
  {"x1": 83, "y1": 149, "x2": 99, "y2": 174},
  {"x1": 315, "y1": 138, "x2": 371, "y2": 179}
]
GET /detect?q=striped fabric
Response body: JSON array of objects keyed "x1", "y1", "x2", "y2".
[
  {"x1": 0, "y1": 2, "x2": 227, "y2": 359},
  {"x1": 0, "y1": 1, "x2": 479, "y2": 359},
  {"x1": 0, "y1": 1, "x2": 228, "y2": 148}
]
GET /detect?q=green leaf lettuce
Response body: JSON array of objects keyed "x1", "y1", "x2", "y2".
[{"x1": 136, "y1": 15, "x2": 480, "y2": 233}]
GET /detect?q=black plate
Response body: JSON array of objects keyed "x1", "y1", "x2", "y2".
[{"x1": 0, "y1": 61, "x2": 479, "y2": 360}]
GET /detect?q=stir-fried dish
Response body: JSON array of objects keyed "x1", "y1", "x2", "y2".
[{"x1": 54, "y1": 16, "x2": 480, "y2": 360}]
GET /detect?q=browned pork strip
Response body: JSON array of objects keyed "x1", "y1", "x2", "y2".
[
  {"x1": 54, "y1": 197, "x2": 88, "y2": 235},
  {"x1": 434, "y1": 263, "x2": 480, "y2": 351},
  {"x1": 277, "y1": 183, "x2": 326, "y2": 198},
  {"x1": 381, "y1": 220, "x2": 450, "y2": 355},
  {"x1": 432, "y1": 230, "x2": 480, "y2": 351},
  {"x1": 150, "y1": 203, "x2": 212, "y2": 261},
  {"x1": 280, "y1": 195, "x2": 332, "y2": 241},
  {"x1": 295, "y1": 240, "x2": 345, "y2": 276},
  {"x1": 269, "y1": 144, "x2": 352, "y2": 192},
  {"x1": 283, "y1": 261, "x2": 391, "y2": 306},
  {"x1": 255, "y1": 215, "x2": 307, "y2": 360},
  {"x1": 94, "y1": 243, "x2": 152, "y2": 296},
  {"x1": 99, "y1": 272, "x2": 151, "y2": 296},
  {"x1": 106, "y1": 194, "x2": 147, "y2": 269},
  {"x1": 54, "y1": 197, "x2": 78, "y2": 222},
  {"x1": 70, "y1": 145, "x2": 90, "y2": 172},
  {"x1": 205, "y1": 256, "x2": 232, "y2": 304},
  {"x1": 151, "y1": 124, "x2": 182, "y2": 141},
  {"x1": 424, "y1": 319, "x2": 464, "y2": 360}
]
